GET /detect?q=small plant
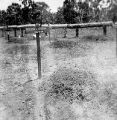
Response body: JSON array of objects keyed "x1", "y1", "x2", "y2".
[
  {"x1": 50, "y1": 40, "x2": 77, "y2": 49},
  {"x1": 43, "y1": 67, "x2": 99, "y2": 120},
  {"x1": 98, "y1": 81, "x2": 117, "y2": 115},
  {"x1": 44, "y1": 67, "x2": 98, "y2": 103}
]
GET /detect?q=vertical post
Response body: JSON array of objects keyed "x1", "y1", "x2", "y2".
[
  {"x1": 115, "y1": 28, "x2": 117, "y2": 57},
  {"x1": 1, "y1": 29, "x2": 4, "y2": 37},
  {"x1": 103, "y1": 26, "x2": 107, "y2": 36},
  {"x1": 14, "y1": 28, "x2": 17, "y2": 37},
  {"x1": 36, "y1": 32, "x2": 41, "y2": 78},
  {"x1": 49, "y1": 29, "x2": 50, "y2": 42},
  {"x1": 64, "y1": 28, "x2": 67, "y2": 38},
  {"x1": 21, "y1": 28, "x2": 24, "y2": 37},
  {"x1": 7, "y1": 31, "x2": 10, "y2": 42},
  {"x1": 76, "y1": 28, "x2": 79, "y2": 37},
  {"x1": 25, "y1": 28, "x2": 27, "y2": 34},
  {"x1": 48, "y1": 24, "x2": 50, "y2": 42}
]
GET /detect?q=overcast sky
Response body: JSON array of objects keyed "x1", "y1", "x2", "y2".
[{"x1": 0, "y1": 0, "x2": 64, "y2": 12}]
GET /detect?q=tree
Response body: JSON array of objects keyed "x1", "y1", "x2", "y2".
[
  {"x1": 63, "y1": 0, "x2": 78, "y2": 24},
  {"x1": 75, "y1": 1, "x2": 91, "y2": 23},
  {"x1": 107, "y1": 4, "x2": 117, "y2": 22},
  {"x1": 21, "y1": 6, "x2": 31, "y2": 24},
  {"x1": 0, "y1": 10, "x2": 7, "y2": 25},
  {"x1": 62, "y1": 0, "x2": 91, "y2": 23},
  {"x1": 29, "y1": 2, "x2": 51, "y2": 24},
  {"x1": 87, "y1": 0, "x2": 102, "y2": 22},
  {"x1": 6, "y1": 3, "x2": 22, "y2": 25},
  {"x1": 19, "y1": 0, "x2": 32, "y2": 7},
  {"x1": 55, "y1": 7, "x2": 65, "y2": 24},
  {"x1": 86, "y1": 0, "x2": 113, "y2": 22}
]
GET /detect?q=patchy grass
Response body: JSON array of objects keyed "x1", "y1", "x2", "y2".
[
  {"x1": 38, "y1": 27, "x2": 117, "y2": 120},
  {"x1": 42, "y1": 67, "x2": 98, "y2": 120},
  {"x1": 40, "y1": 67, "x2": 117, "y2": 120},
  {"x1": 0, "y1": 26, "x2": 116, "y2": 120},
  {"x1": 82, "y1": 35, "x2": 108, "y2": 42},
  {"x1": 44, "y1": 67, "x2": 99, "y2": 102},
  {"x1": 50, "y1": 40, "x2": 78, "y2": 48}
]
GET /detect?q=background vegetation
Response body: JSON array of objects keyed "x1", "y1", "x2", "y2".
[{"x1": 0, "y1": 0, "x2": 117, "y2": 25}]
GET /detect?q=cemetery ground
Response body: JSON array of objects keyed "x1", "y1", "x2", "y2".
[{"x1": 0, "y1": 27, "x2": 117, "y2": 120}]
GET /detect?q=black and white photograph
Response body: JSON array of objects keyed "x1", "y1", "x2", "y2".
[{"x1": 0, "y1": 0, "x2": 117, "y2": 120}]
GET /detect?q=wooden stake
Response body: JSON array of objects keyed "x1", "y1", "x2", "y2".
[
  {"x1": 36, "y1": 32, "x2": 41, "y2": 78},
  {"x1": 115, "y1": 28, "x2": 117, "y2": 57},
  {"x1": 7, "y1": 31, "x2": 10, "y2": 42},
  {"x1": 64, "y1": 28, "x2": 67, "y2": 38},
  {"x1": 48, "y1": 24, "x2": 50, "y2": 42},
  {"x1": 103, "y1": 26, "x2": 107, "y2": 36},
  {"x1": 76, "y1": 28, "x2": 79, "y2": 37},
  {"x1": 21, "y1": 28, "x2": 24, "y2": 37},
  {"x1": 49, "y1": 29, "x2": 50, "y2": 42},
  {"x1": 1, "y1": 29, "x2": 4, "y2": 37},
  {"x1": 14, "y1": 29, "x2": 17, "y2": 37},
  {"x1": 25, "y1": 28, "x2": 27, "y2": 34}
]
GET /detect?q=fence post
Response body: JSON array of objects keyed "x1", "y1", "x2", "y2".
[
  {"x1": 76, "y1": 28, "x2": 79, "y2": 37},
  {"x1": 103, "y1": 26, "x2": 107, "y2": 36},
  {"x1": 21, "y1": 28, "x2": 24, "y2": 37},
  {"x1": 64, "y1": 28, "x2": 67, "y2": 38},
  {"x1": 7, "y1": 31, "x2": 10, "y2": 42},
  {"x1": 115, "y1": 28, "x2": 117, "y2": 57},
  {"x1": 36, "y1": 32, "x2": 41, "y2": 79},
  {"x1": 25, "y1": 28, "x2": 27, "y2": 34},
  {"x1": 14, "y1": 28, "x2": 17, "y2": 37},
  {"x1": 48, "y1": 24, "x2": 50, "y2": 42},
  {"x1": 1, "y1": 29, "x2": 4, "y2": 37}
]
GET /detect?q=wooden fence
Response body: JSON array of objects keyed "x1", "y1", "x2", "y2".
[
  {"x1": 0, "y1": 21, "x2": 114, "y2": 38},
  {"x1": 0, "y1": 21, "x2": 116, "y2": 78}
]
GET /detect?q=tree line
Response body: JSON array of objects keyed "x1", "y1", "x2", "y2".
[
  {"x1": 0, "y1": 0, "x2": 54, "y2": 25},
  {"x1": 55, "y1": 0, "x2": 117, "y2": 24},
  {"x1": 0, "y1": 0, "x2": 117, "y2": 26}
]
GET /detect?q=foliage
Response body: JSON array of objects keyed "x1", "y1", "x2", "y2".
[
  {"x1": 6, "y1": 3, "x2": 22, "y2": 25},
  {"x1": 44, "y1": 67, "x2": 99, "y2": 105},
  {"x1": 19, "y1": 0, "x2": 51, "y2": 24},
  {"x1": 107, "y1": 4, "x2": 117, "y2": 22},
  {"x1": 29, "y1": 2, "x2": 51, "y2": 24},
  {"x1": 63, "y1": 0, "x2": 78, "y2": 24},
  {"x1": 76, "y1": 1, "x2": 91, "y2": 23},
  {"x1": 54, "y1": 7, "x2": 65, "y2": 24},
  {"x1": 57, "y1": 0, "x2": 93, "y2": 23},
  {"x1": 1, "y1": 0, "x2": 117, "y2": 25},
  {"x1": 0, "y1": 0, "x2": 53, "y2": 25},
  {"x1": 0, "y1": 10, "x2": 7, "y2": 25},
  {"x1": 85, "y1": 0, "x2": 102, "y2": 22},
  {"x1": 19, "y1": 0, "x2": 33, "y2": 7}
]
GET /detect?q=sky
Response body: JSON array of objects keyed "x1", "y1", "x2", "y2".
[{"x1": 0, "y1": 0, "x2": 64, "y2": 12}]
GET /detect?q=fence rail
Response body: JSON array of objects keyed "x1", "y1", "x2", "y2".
[
  {"x1": 0, "y1": 21, "x2": 114, "y2": 30},
  {"x1": 0, "y1": 21, "x2": 115, "y2": 38},
  {"x1": 0, "y1": 21, "x2": 117, "y2": 78}
]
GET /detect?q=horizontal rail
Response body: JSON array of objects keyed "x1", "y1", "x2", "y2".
[
  {"x1": 0, "y1": 21, "x2": 114, "y2": 30},
  {"x1": 67, "y1": 21, "x2": 113, "y2": 28}
]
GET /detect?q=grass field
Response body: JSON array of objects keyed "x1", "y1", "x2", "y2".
[
  {"x1": 0, "y1": 26, "x2": 117, "y2": 120},
  {"x1": 39, "y1": 27, "x2": 117, "y2": 120}
]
